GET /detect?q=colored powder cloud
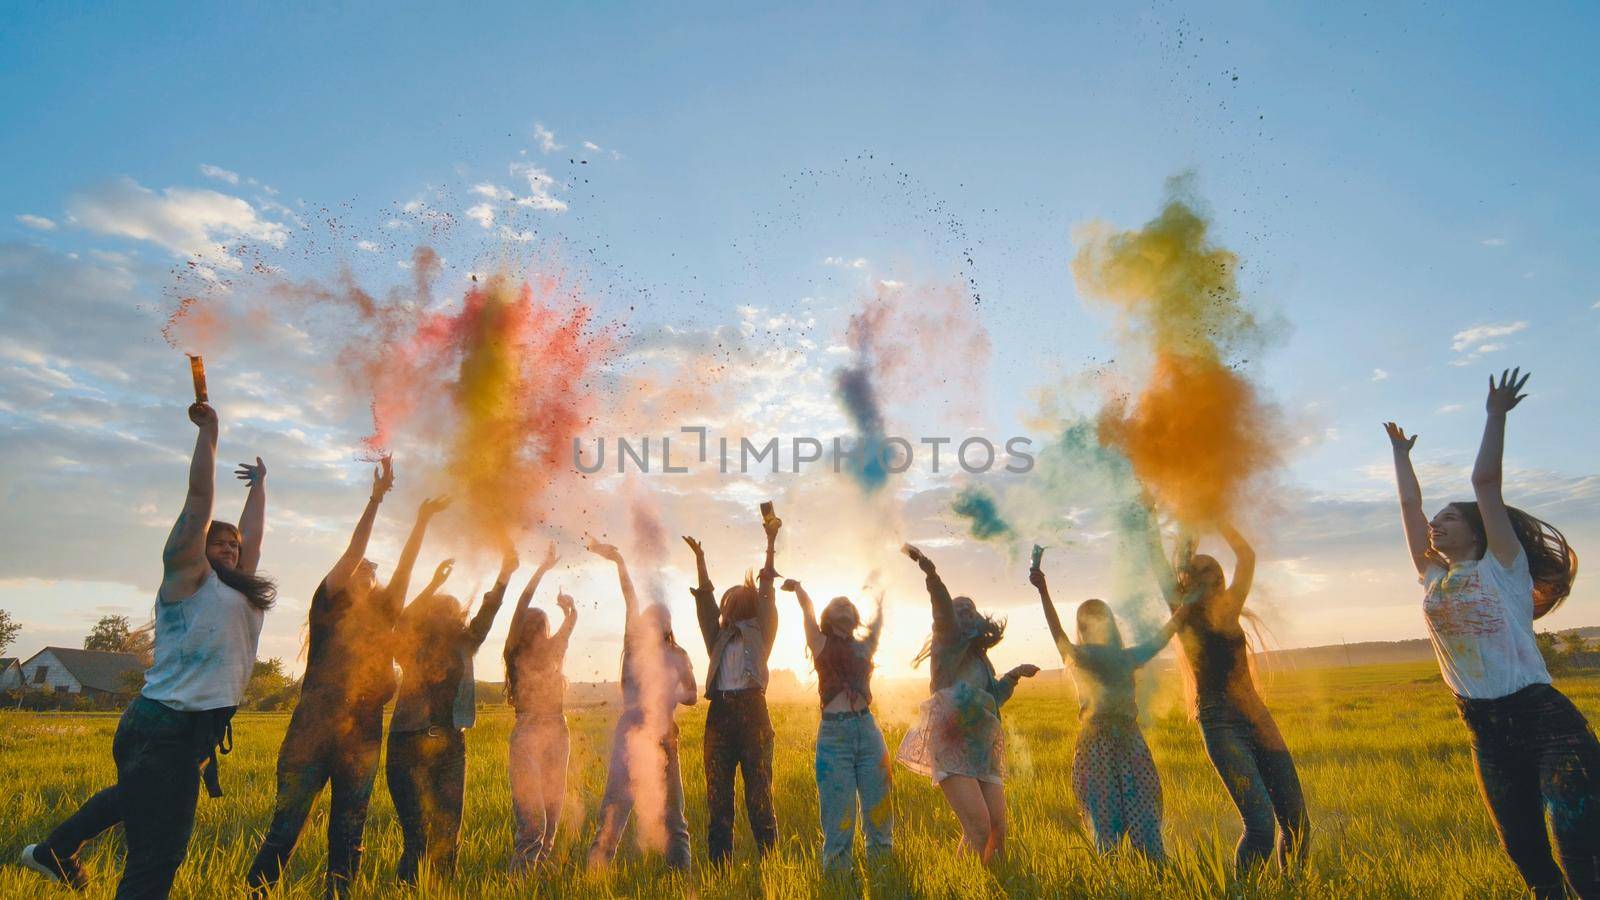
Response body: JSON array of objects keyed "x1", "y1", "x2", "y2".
[
  {"x1": 1070, "y1": 181, "x2": 1284, "y2": 530},
  {"x1": 951, "y1": 485, "x2": 1012, "y2": 541}
]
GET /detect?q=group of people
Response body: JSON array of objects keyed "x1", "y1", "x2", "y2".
[{"x1": 15, "y1": 366, "x2": 1595, "y2": 899}]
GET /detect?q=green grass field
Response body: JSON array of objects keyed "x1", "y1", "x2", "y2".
[{"x1": 2, "y1": 660, "x2": 1589, "y2": 898}]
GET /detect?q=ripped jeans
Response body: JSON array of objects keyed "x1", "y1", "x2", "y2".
[
  {"x1": 815, "y1": 710, "x2": 893, "y2": 870},
  {"x1": 1459, "y1": 683, "x2": 1600, "y2": 899}
]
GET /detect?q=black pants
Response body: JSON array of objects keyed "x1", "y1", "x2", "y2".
[
  {"x1": 1198, "y1": 697, "x2": 1309, "y2": 871},
  {"x1": 703, "y1": 689, "x2": 777, "y2": 864},
  {"x1": 386, "y1": 726, "x2": 467, "y2": 884},
  {"x1": 42, "y1": 697, "x2": 206, "y2": 900},
  {"x1": 245, "y1": 704, "x2": 382, "y2": 898},
  {"x1": 1460, "y1": 683, "x2": 1600, "y2": 899}
]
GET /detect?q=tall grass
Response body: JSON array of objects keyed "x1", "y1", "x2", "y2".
[{"x1": 2, "y1": 661, "x2": 1587, "y2": 898}]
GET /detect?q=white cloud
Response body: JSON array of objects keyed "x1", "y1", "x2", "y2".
[
  {"x1": 580, "y1": 139, "x2": 623, "y2": 160},
  {"x1": 465, "y1": 203, "x2": 495, "y2": 229},
  {"x1": 16, "y1": 214, "x2": 56, "y2": 231},
  {"x1": 66, "y1": 176, "x2": 287, "y2": 268},
  {"x1": 1371, "y1": 368, "x2": 1388, "y2": 382},
  {"x1": 533, "y1": 122, "x2": 561, "y2": 154},
  {"x1": 470, "y1": 182, "x2": 511, "y2": 201},
  {"x1": 507, "y1": 162, "x2": 567, "y2": 212},
  {"x1": 822, "y1": 256, "x2": 869, "y2": 269},
  {"x1": 198, "y1": 164, "x2": 241, "y2": 185},
  {"x1": 1480, "y1": 237, "x2": 1506, "y2": 247},
  {"x1": 1436, "y1": 403, "x2": 1464, "y2": 414},
  {"x1": 1449, "y1": 320, "x2": 1526, "y2": 366},
  {"x1": 356, "y1": 240, "x2": 379, "y2": 252}
]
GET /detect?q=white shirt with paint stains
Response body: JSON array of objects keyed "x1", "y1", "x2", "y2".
[{"x1": 1421, "y1": 547, "x2": 1550, "y2": 700}]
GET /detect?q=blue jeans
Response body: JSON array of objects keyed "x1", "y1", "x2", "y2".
[
  {"x1": 815, "y1": 710, "x2": 893, "y2": 870},
  {"x1": 1198, "y1": 697, "x2": 1308, "y2": 871},
  {"x1": 386, "y1": 727, "x2": 467, "y2": 884}
]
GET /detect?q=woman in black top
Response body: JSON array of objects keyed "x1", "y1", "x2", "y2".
[
  {"x1": 786, "y1": 577, "x2": 891, "y2": 871},
  {"x1": 246, "y1": 459, "x2": 447, "y2": 898},
  {"x1": 1146, "y1": 518, "x2": 1308, "y2": 871},
  {"x1": 387, "y1": 545, "x2": 519, "y2": 885}
]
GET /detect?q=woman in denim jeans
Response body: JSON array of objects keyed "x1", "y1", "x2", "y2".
[
  {"x1": 1146, "y1": 516, "x2": 1308, "y2": 871},
  {"x1": 785, "y1": 577, "x2": 890, "y2": 871},
  {"x1": 1386, "y1": 368, "x2": 1590, "y2": 899},
  {"x1": 503, "y1": 543, "x2": 574, "y2": 871}
]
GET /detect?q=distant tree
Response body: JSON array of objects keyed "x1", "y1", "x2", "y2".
[
  {"x1": 1537, "y1": 631, "x2": 1563, "y2": 672},
  {"x1": 243, "y1": 658, "x2": 300, "y2": 711},
  {"x1": 83, "y1": 615, "x2": 153, "y2": 664},
  {"x1": 0, "y1": 608, "x2": 19, "y2": 657},
  {"x1": 1559, "y1": 631, "x2": 1592, "y2": 658}
]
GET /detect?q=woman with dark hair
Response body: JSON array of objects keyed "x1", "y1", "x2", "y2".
[
  {"x1": 1386, "y1": 368, "x2": 1591, "y2": 898},
  {"x1": 503, "y1": 543, "x2": 574, "y2": 871},
  {"x1": 683, "y1": 506, "x2": 782, "y2": 865},
  {"x1": 586, "y1": 538, "x2": 698, "y2": 871},
  {"x1": 245, "y1": 457, "x2": 449, "y2": 898},
  {"x1": 785, "y1": 576, "x2": 891, "y2": 870},
  {"x1": 1030, "y1": 547, "x2": 1194, "y2": 861},
  {"x1": 897, "y1": 544, "x2": 1039, "y2": 863},
  {"x1": 22, "y1": 402, "x2": 273, "y2": 898},
  {"x1": 1145, "y1": 513, "x2": 1308, "y2": 872},
  {"x1": 387, "y1": 545, "x2": 520, "y2": 885}
]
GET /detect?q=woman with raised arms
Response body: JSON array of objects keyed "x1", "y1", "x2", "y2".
[
  {"x1": 246, "y1": 458, "x2": 448, "y2": 898},
  {"x1": 1386, "y1": 368, "x2": 1592, "y2": 898},
  {"x1": 503, "y1": 543, "x2": 574, "y2": 871},
  {"x1": 585, "y1": 539, "x2": 698, "y2": 872},
  {"x1": 784, "y1": 575, "x2": 892, "y2": 871},
  {"x1": 387, "y1": 545, "x2": 519, "y2": 885},
  {"x1": 1145, "y1": 510, "x2": 1308, "y2": 871},
  {"x1": 1030, "y1": 546, "x2": 1194, "y2": 861},
  {"x1": 897, "y1": 544, "x2": 1039, "y2": 863},
  {"x1": 23, "y1": 401, "x2": 273, "y2": 898}
]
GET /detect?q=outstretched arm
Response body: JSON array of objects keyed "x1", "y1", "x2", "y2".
[
  {"x1": 1474, "y1": 368, "x2": 1532, "y2": 567},
  {"x1": 465, "y1": 544, "x2": 519, "y2": 650},
  {"x1": 783, "y1": 579, "x2": 824, "y2": 656},
  {"x1": 1029, "y1": 557, "x2": 1075, "y2": 662},
  {"x1": 993, "y1": 663, "x2": 1041, "y2": 706},
  {"x1": 326, "y1": 456, "x2": 394, "y2": 594},
  {"x1": 552, "y1": 591, "x2": 578, "y2": 648},
  {"x1": 384, "y1": 495, "x2": 450, "y2": 619},
  {"x1": 1129, "y1": 603, "x2": 1196, "y2": 667},
  {"x1": 402, "y1": 558, "x2": 454, "y2": 620},
  {"x1": 508, "y1": 541, "x2": 559, "y2": 648},
  {"x1": 1385, "y1": 421, "x2": 1432, "y2": 576},
  {"x1": 757, "y1": 513, "x2": 781, "y2": 655},
  {"x1": 234, "y1": 457, "x2": 266, "y2": 575},
  {"x1": 589, "y1": 539, "x2": 640, "y2": 625},
  {"x1": 683, "y1": 536, "x2": 718, "y2": 653},
  {"x1": 864, "y1": 592, "x2": 885, "y2": 656},
  {"x1": 160, "y1": 403, "x2": 220, "y2": 602},
  {"x1": 1138, "y1": 499, "x2": 1186, "y2": 612},
  {"x1": 1214, "y1": 523, "x2": 1256, "y2": 621},
  {"x1": 902, "y1": 544, "x2": 954, "y2": 634}
]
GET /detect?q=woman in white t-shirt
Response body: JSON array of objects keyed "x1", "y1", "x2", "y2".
[{"x1": 1386, "y1": 368, "x2": 1590, "y2": 898}]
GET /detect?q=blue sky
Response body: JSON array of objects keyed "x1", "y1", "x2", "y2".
[{"x1": 2, "y1": 3, "x2": 1597, "y2": 679}]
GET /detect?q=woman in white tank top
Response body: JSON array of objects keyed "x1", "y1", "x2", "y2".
[{"x1": 22, "y1": 401, "x2": 274, "y2": 898}]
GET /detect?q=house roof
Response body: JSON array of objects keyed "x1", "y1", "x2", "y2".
[{"x1": 25, "y1": 647, "x2": 145, "y2": 693}]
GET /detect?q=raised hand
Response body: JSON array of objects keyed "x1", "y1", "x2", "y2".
[
  {"x1": 235, "y1": 456, "x2": 266, "y2": 487},
  {"x1": 556, "y1": 592, "x2": 576, "y2": 615},
  {"x1": 1383, "y1": 422, "x2": 1417, "y2": 453},
  {"x1": 498, "y1": 540, "x2": 520, "y2": 580},
  {"x1": 188, "y1": 401, "x2": 218, "y2": 431},
  {"x1": 1028, "y1": 566, "x2": 1046, "y2": 589},
  {"x1": 538, "y1": 541, "x2": 560, "y2": 572},
  {"x1": 901, "y1": 543, "x2": 924, "y2": 563},
  {"x1": 429, "y1": 558, "x2": 455, "y2": 588},
  {"x1": 586, "y1": 536, "x2": 622, "y2": 563},
  {"x1": 763, "y1": 514, "x2": 783, "y2": 539},
  {"x1": 780, "y1": 578, "x2": 801, "y2": 593},
  {"x1": 418, "y1": 495, "x2": 452, "y2": 518},
  {"x1": 1486, "y1": 367, "x2": 1531, "y2": 415},
  {"x1": 371, "y1": 455, "x2": 395, "y2": 500},
  {"x1": 681, "y1": 535, "x2": 704, "y2": 557},
  {"x1": 1008, "y1": 663, "x2": 1041, "y2": 681}
]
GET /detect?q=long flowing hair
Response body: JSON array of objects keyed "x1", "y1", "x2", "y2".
[
  {"x1": 207, "y1": 521, "x2": 276, "y2": 611},
  {"x1": 503, "y1": 608, "x2": 553, "y2": 709},
  {"x1": 912, "y1": 597, "x2": 1005, "y2": 668},
  {"x1": 1447, "y1": 501, "x2": 1578, "y2": 618}
]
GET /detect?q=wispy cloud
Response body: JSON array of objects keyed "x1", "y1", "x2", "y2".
[
  {"x1": 1480, "y1": 237, "x2": 1506, "y2": 247},
  {"x1": 533, "y1": 122, "x2": 561, "y2": 154},
  {"x1": 580, "y1": 139, "x2": 623, "y2": 160},
  {"x1": 355, "y1": 240, "x2": 379, "y2": 252},
  {"x1": 1436, "y1": 403, "x2": 1465, "y2": 414},
  {"x1": 822, "y1": 256, "x2": 868, "y2": 269},
  {"x1": 1449, "y1": 320, "x2": 1526, "y2": 366},
  {"x1": 15, "y1": 214, "x2": 56, "y2": 231},
  {"x1": 507, "y1": 162, "x2": 567, "y2": 212},
  {"x1": 66, "y1": 176, "x2": 287, "y2": 270},
  {"x1": 465, "y1": 203, "x2": 494, "y2": 229},
  {"x1": 198, "y1": 164, "x2": 241, "y2": 185},
  {"x1": 1371, "y1": 368, "x2": 1388, "y2": 382}
]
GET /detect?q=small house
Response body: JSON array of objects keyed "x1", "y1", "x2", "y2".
[{"x1": 18, "y1": 647, "x2": 145, "y2": 703}]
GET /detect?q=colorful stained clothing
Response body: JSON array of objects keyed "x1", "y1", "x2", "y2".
[
  {"x1": 897, "y1": 569, "x2": 1015, "y2": 784},
  {"x1": 1060, "y1": 639, "x2": 1172, "y2": 860},
  {"x1": 1422, "y1": 547, "x2": 1550, "y2": 699},
  {"x1": 816, "y1": 709, "x2": 893, "y2": 869}
]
